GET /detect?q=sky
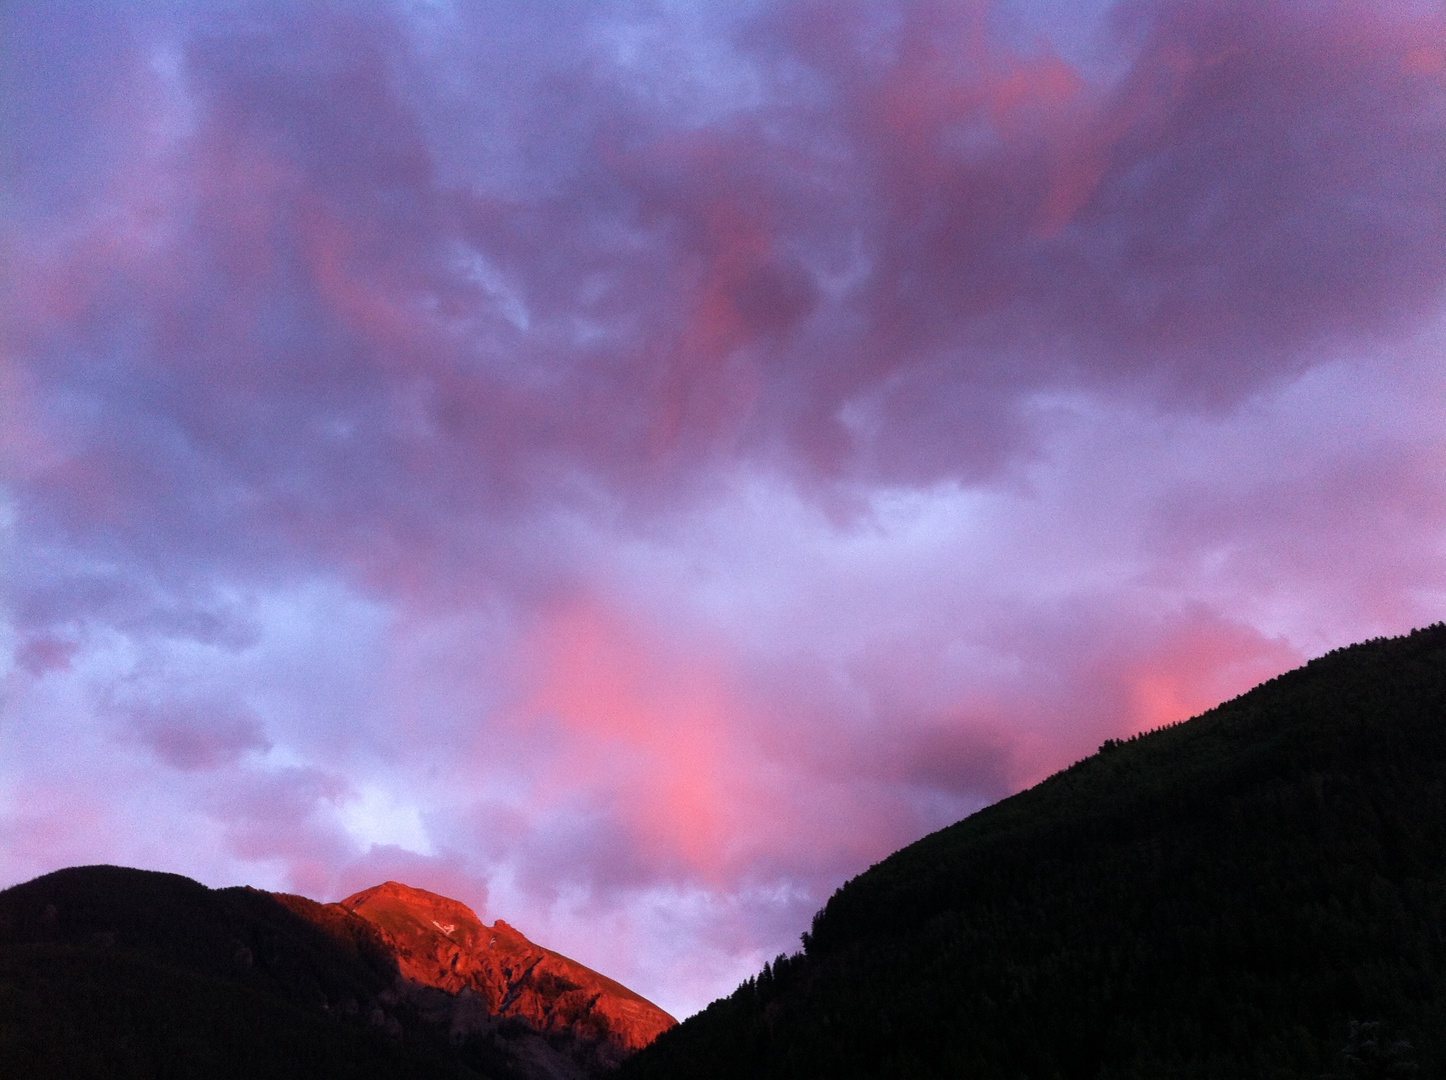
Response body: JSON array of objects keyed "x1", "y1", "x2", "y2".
[{"x1": 2, "y1": 0, "x2": 1445, "y2": 1019}]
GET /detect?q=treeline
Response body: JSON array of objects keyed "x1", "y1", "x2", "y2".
[{"x1": 620, "y1": 624, "x2": 1446, "y2": 1079}]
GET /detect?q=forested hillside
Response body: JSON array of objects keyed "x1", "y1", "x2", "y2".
[{"x1": 619, "y1": 624, "x2": 1446, "y2": 1079}]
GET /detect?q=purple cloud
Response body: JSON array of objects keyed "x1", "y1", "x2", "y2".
[{"x1": 125, "y1": 698, "x2": 271, "y2": 772}]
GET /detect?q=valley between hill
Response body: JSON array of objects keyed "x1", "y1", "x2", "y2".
[{"x1": 621, "y1": 624, "x2": 1446, "y2": 1079}]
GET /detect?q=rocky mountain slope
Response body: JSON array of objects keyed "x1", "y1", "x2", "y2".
[
  {"x1": 0, "y1": 867, "x2": 672, "y2": 1079},
  {"x1": 620, "y1": 624, "x2": 1446, "y2": 1079},
  {"x1": 336, "y1": 881, "x2": 672, "y2": 1059}
]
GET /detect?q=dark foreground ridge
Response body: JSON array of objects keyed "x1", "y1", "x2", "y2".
[
  {"x1": 620, "y1": 623, "x2": 1446, "y2": 1079},
  {"x1": 0, "y1": 867, "x2": 673, "y2": 1079}
]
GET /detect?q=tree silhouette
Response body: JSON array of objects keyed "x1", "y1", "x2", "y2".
[{"x1": 1334, "y1": 1020, "x2": 1419, "y2": 1080}]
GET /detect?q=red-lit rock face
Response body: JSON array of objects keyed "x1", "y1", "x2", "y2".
[{"x1": 335, "y1": 881, "x2": 675, "y2": 1056}]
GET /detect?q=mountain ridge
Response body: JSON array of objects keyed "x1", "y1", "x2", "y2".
[
  {"x1": 0, "y1": 865, "x2": 673, "y2": 1079},
  {"x1": 332, "y1": 879, "x2": 673, "y2": 1060}
]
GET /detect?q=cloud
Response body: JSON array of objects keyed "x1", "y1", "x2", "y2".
[
  {"x1": 126, "y1": 697, "x2": 271, "y2": 772},
  {"x1": 2, "y1": 0, "x2": 1445, "y2": 1018},
  {"x1": 11, "y1": 0, "x2": 1442, "y2": 581}
]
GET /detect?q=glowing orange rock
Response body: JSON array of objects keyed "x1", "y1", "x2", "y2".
[{"x1": 336, "y1": 881, "x2": 675, "y2": 1057}]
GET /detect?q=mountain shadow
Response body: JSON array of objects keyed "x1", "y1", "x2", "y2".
[{"x1": 619, "y1": 623, "x2": 1446, "y2": 1079}]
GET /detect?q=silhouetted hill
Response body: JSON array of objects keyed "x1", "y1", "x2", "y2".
[
  {"x1": 0, "y1": 866, "x2": 671, "y2": 1079},
  {"x1": 619, "y1": 623, "x2": 1446, "y2": 1080}
]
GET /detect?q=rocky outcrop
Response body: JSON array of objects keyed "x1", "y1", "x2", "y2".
[{"x1": 329, "y1": 881, "x2": 675, "y2": 1069}]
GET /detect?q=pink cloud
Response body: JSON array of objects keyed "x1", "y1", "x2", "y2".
[
  {"x1": 499, "y1": 598, "x2": 776, "y2": 884},
  {"x1": 14, "y1": 635, "x2": 79, "y2": 676}
]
